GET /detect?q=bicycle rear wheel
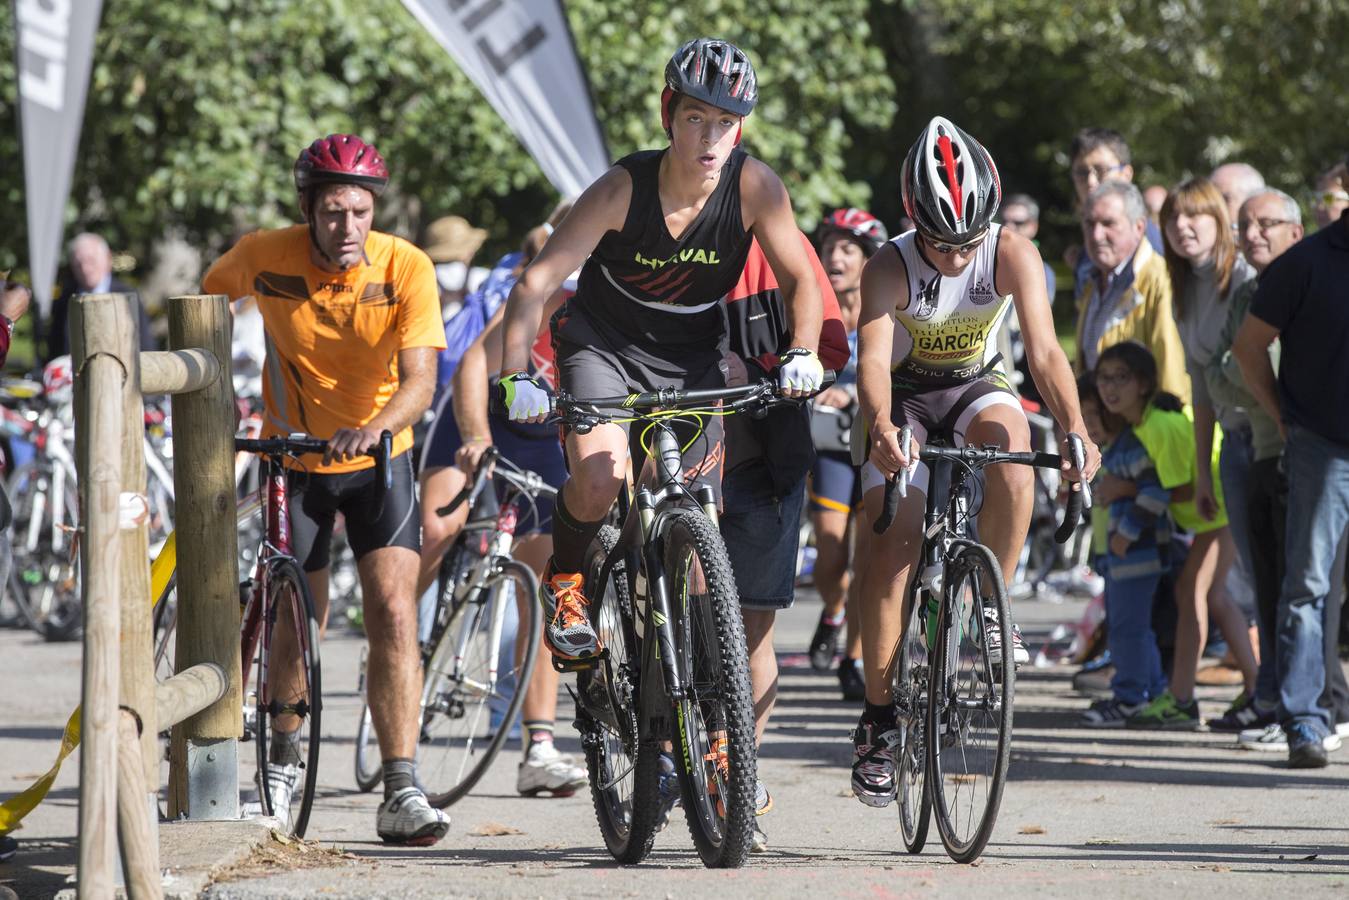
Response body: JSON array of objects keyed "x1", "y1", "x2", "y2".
[
  {"x1": 255, "y1": 557, "x2": 323, "y2": 838},
  {"x1": 927, "y1": 541, "x2": 1013, "y2": 863},
  {"x1": 7, "y1": 462, "x2": 82, "y2": 641},
  {"x1": 420, "y1": 558, "x2": 540, "y2": 808},
  {"x1": 894, "y1": 587, "x2": 931, "y2": 854},
  {"x1": 665, "y1": 510, "x2": 756, "y2": 869}
]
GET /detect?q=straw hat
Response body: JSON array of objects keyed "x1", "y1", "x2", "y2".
[{"x1": 422, "y1": 216, "x2": 487, "y2": 264}]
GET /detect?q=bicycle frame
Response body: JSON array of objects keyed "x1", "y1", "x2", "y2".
[{"x1": 239, "y1": 455, "x2": 301, "y2": 690}]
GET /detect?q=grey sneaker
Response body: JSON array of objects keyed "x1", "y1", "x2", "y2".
[
  {"x1": 376, "y1": 787, "x2": 450, "y2": 846},
  {"x1": 654, "y1": 752, "x2": 681, "y2": 832},
  {"x1": 517, "y1": 741, "x2": 588, "y2": 796}
]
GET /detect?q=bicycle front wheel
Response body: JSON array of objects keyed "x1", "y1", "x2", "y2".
[
  {"x1": 894, "y1": 587, "x2": 931, "y2": 854},
  {"x1": 665, "y1": 510, "x2": 756, "y2": 869},
  {"x1": 927, "y1": 541, "x2": 1013, "y2": 863},
  {"x1": 255, "y1": 557, "x2": 323, "y2": 839},
  {"x1": 420, "y1": 558, "x2": 540, "y2": 809}
]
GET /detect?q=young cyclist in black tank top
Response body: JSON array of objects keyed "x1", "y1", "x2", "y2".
[{"x1": 498, "y1": 38, "x2": 825, "y2": 660}]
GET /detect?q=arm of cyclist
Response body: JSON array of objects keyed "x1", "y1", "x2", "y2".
[
  {"x1": 999, "y1": 231, "x2": 1100, "y2": 482},
  {"x1": 742, "y1": 160, "x2": 824, "y2": 397},
  {"x1": 857, "y1": 245, "x2": 916, "y2": 475},
  {"x1": 326, "y1": 346, "x2": 436, "y2": 464},
  {"x1": 499, "y1": 167, "x2": 631, "y2": 422}
]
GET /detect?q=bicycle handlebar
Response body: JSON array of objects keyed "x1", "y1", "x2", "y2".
[
  {"x1": 436, "y1": 445, "x2": 499, "y2": 517},
  {"x1": 234, "y1": 430, "x2": 394, "y2": 491},
  {"x1": 550, "y1": 371, "x2": 836, "y2": 433},
  {"x1": 872, "y1": 428, "x2": 1089, "y2": 543}
]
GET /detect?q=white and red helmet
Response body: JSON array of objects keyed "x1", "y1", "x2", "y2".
[
  {"x1": 901, "y1": 116, "x2": 1002, "y2": 245},
  {"x1": 42, "y1": 355, "x2": 74, "y2": 403}
]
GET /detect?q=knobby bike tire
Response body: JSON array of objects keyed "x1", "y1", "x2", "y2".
[
  {"x1": 895, "y1": 588, "x2": 932, "y2": 854},
  {"x1": 664, "y1": 510, "x2": 757, "y2": 869},
  {"x1": 422, "y1": 559, "x2": 541, "y2": 809},
  {"x1": 927, "y1": 541, "x2": 1013, "y2": 864},
  {"x1": 255, "y1": 557, "x2": 323, "y2": 839},
  {"x1": 579, "y1": 525, "x2": 661, "y2": 865}
]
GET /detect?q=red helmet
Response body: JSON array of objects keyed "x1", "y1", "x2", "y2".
[
  {"x1": 817, "y1": 208, "x2": 889, "y2": 255},
  {"x1": 901, "y1": 117, "x2": 1001, "y2": 245},
  {"x1": 293, "y1": 134, "x2": 389, "y2": 197}
]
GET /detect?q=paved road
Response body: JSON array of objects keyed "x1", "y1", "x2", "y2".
[{"x1": 2, "y1": 591, "x2": 1347, "y2": 898}]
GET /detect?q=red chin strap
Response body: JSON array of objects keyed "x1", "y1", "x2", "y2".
[{"x1": 662, "y1": 87, "x2": 743, "y2": 145}]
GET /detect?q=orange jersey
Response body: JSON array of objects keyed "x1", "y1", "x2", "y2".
[{"x1": 203, "y1": 225, "x2": 447, "y2": 473}]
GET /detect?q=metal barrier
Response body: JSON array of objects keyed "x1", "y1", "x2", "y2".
[{"x1": 70, "y1": 293, "x2": 239, "y2": 899}]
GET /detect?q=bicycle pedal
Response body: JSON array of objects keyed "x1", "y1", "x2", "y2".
[{"x1": 551, "y1": 650, "x2": 605, "y2": 674}]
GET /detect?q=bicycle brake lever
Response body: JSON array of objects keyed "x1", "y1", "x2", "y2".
[{"x1": 1067, "y1": 433, "x2": 1092, "y2": 510}]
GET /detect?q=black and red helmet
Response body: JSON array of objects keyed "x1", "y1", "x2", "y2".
[
  {"x1": 663, "y1": 38, "x2": 758, "y2": 126},
  {"x1": 294, "y1": 134, "x2": 389, "y2": 197},
  {"x1": 818, "y1": 208, "x2": 889, "y2": 255},
  {"x1": 900, "y1": 117, "x2": 1001, "y2": 245}
]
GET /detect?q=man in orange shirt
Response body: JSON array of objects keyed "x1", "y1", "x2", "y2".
[{"x1": 202, "y1": 135, "x2": 449, "y2": 845}]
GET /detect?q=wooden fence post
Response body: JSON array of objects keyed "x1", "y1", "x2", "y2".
[
  {"x1": 165, "y1": 294, "x2": 240, "y2": 819},
  {"x1": 70, "y1": 295, "x2": 132, "y2": 898}
]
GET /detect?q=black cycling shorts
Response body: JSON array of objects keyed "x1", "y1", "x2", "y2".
[{"x1": 286, "y1": 452, "x2": 420, "y2": 572}]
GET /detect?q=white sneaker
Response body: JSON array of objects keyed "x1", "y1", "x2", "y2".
[
  {"x1": 376, "y1": 787, "x2": 450, "y2": 846},
  {"x1": 257, "y1": 763, "x2": 299, "y2": 832},
  {"x1": 1238, "y1": 722, "x2": 1343, "y2": 752},
  {"x1": 516, "y1": 741, "x2": 588, "y2": 796},
  {"x1": 981, "y1": 608, "x2": 1030, "y2": 667}
]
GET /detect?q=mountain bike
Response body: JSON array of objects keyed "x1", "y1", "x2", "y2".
[
  {"x1": 231, "y1": 431, "x2": 391, "y2": 837},
  {"x1": 876, "y1": 426, "x2": 1088, "y2": 863},
  {"x1": 353, "y1": 446, "x2": 550, "y2": 807},
  {"x1": 558, "y1": 377, "x2": 825, "y2": 869}
]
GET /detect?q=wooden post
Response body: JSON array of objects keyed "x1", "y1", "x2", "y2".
[
  {"x1": 116, "y1": 296, "x2": 161, "y2": 842},
  {"x1": 140, "y1": 349, "x2": 220, "y2": 395},
  {"x1": 117, "y1": 710, "x2": 163, "y2": 900},
  {"x1": 70, "y1": 295, "x2": 131, "y2": 899},
  {"x1": 156, "y1": 662, "x2": 228, "y2": 729},
  {"x1": 165, "y1": 294, "x2": 240, "y2": 819}
]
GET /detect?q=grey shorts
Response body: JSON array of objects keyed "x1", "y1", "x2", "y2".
[
  {"x1": 720, "y1": 461, "x2": 807, "y2": 610},
  {"x1": 858, "y1": 376, "x2": 1023, "y2": 496},
  {"x1": 552, "y1": 307, "x2": 728, "y2": 503}
]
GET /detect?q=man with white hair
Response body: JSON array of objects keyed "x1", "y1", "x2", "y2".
[
  {"x1": 49, "y1": 232, "x2": 154, "y2": 361},
  {"x1": 1210, "y1": 162, "x2": 1267, "y2": 229}
]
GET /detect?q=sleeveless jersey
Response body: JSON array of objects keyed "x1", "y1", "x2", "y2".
[
  {"x1": 889, "y1": 225, "x2": 1012, "y2": 388},
  {"x1": 570, "y1": 148, "x2": 753, "y2": 357}
]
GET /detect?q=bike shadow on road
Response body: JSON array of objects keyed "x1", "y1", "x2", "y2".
[
  {"x1": 980, "y1": 838, "x2": 1349, "y2": 874},
  {"x1": 340, "y1": 841, "x2": 905, "y2": 869},
  {"x1": 0, "y1": 837, "x2": 77, "y2": 900}
]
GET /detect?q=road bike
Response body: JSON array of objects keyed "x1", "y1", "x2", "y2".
[
  {"x1": 353, "y1": 446, "x2": 550, "y2": 807},
  {"x1": 558, "y1": 377, "x2": 824, "y2": 869},
  {"x1": 876, "y1": 425, "x2": 1088, "y2": 863}
]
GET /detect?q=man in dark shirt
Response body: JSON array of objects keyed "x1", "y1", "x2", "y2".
[
  {"x1": 1234, "y1": 197, "x2": 1349, "y2": 769},
  {"x1": 48, "y1": 233, "x2": 154, "y2": 361}
]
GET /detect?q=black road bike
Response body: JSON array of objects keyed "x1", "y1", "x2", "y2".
[
  {"x1": 875, "y1": 426, "x2": 1089, "y2": 863},
  {"x1": 555, "y1": 377, "x2": 825, "y2": 869}
]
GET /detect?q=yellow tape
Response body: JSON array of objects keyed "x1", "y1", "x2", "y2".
[{"x1": 0, "y1": 532, "x2": 177, "y2": 834}]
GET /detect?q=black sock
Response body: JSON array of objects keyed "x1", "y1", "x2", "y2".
[
  {"x1": 382, "y1": 757, "x2": 417, "y2": 799},
  {"x1": 863, "y1": 701, "x2": 896, "y2": 725},
  {"x1": 550, "y1": 487, "x2": 606, "y2": 573}
]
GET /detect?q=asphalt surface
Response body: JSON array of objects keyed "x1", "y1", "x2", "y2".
[{"x1": 2, "y1": 589, "x2": 1347, "y2": 899}]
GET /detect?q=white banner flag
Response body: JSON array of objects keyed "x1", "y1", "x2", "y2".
[
  {"x1": 400, "y1": 0, "x2": 610, "y2": 199},
  {"x1": 13, "y1": 0, "x2": 106, "y2": 319}
]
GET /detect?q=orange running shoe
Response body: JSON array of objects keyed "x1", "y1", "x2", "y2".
[{"x1": 541, "y1": 570, "x2": 600, "y2": 659}]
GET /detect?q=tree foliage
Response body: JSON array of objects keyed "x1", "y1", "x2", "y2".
[{"x1": 0, "y1": 0, "x2": 1344, "y2": 276}]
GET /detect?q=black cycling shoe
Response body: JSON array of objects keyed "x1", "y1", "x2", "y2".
[
  {"x1": 838, "y1": 657, "x2": 866, "y2": 702},
  {"x1": 809, "y1": 612, "x2": 843, "y2": 673}
]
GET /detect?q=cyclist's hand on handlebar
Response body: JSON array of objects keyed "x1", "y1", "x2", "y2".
[
  {"x1": 326, "y1": 426, "x2": 383, "y2": 465},
  {"x1": 869, "y1": 425, "x2": 918, "y2": 476},
  {"x1": 778, "y1": 347, "x2": 824, "y2": 398},
  {"x1": 455, "y1": 438, "x2": 494, "y2": 474},
  {"x1": 1059, "y1": 432, "x2": 1100, "y2": 484},
  {"x1": 499, "y1": 371, "x2": 550, "y2": 423}
]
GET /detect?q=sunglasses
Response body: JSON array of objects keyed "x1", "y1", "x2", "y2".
[{"x1": 921, "y1": 230, "x2": 988, "y2": 254}]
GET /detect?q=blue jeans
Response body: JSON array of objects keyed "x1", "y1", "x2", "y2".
[
  {"x1": 1105, "y1": 567, "x2": 1168, "y2": 705},
  {"x1": 1277, "y1": 426, "x2": 1349, "y2": 736}
]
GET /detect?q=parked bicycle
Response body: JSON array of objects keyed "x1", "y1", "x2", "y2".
[
  {"x1": 353, "y1": 446, "x2": 551, "y2": 805},
  {"x1": 557, "y1": 376, "x2": 828, "y2": 869},
  {"x1": 876, "y1": 425, "x2": 1088, "y2": 863}
]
